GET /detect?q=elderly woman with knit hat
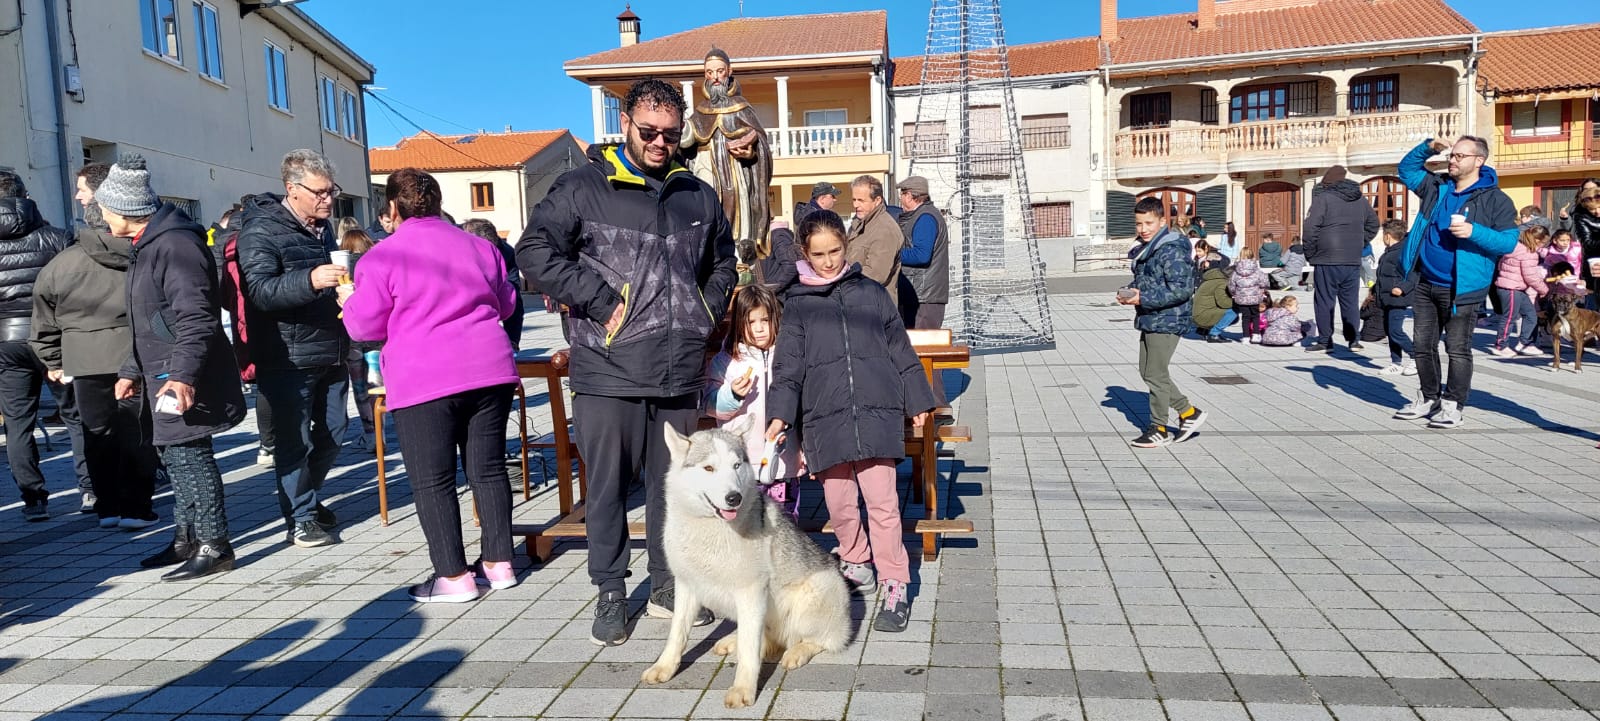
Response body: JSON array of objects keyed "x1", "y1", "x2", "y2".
[{"x1": 99, "y1": 154, "x2": 246, "y2": 581}]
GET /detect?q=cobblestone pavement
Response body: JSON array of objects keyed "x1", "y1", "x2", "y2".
[{"x1": 2, "y1": 291, "x2": 1599, "y2": 720}]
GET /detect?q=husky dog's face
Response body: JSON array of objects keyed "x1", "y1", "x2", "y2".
[{"x1": 663, "y1": 416, "x2": 757, "y2": 522}]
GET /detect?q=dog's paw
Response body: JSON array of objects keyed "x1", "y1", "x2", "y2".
[
  {"x1": 780, "y1": 645, "x2": 819, "y2": 670},
  {"x1": 724, "y1": 685, "x2": 757, "y2": 709},
  {"x1": 1575, "y1": 367, "x2": 1585, "y2": 374},
  {"x1": 712, "y1": 636, "x2": 737, "y2": 657},
  {"x1": 641, "y1": 663, "x2": 677, "y2": 685}
]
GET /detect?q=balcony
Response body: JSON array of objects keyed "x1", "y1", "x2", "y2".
[
  {"x1": 1493, "y1": 136, "x2": 1600, "y2": 172},
  {"x1": 1112, "y1": 109, "x2": 1463, "y2": 178},
  {"x1": 597, "y1": 124, "x2": 880, "y2": 159}
]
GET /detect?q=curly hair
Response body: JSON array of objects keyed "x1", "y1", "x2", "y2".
[{"x1": 623, "y1": 78, "x2": 686, "y2": 116}]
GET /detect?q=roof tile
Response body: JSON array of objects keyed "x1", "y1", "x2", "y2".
[
  {"x1": 370, "y1": 130, "x2": 572, "y2": 173},
  {"x1": 892, "y1": 37, "x2": 1100, "y2": 88},
  {"x1": 1478, "y1": 23, "x2": 1600, "y2": 95},
  {"x1": 566, "y1": 10, "x2": 886, "y2": 67}
]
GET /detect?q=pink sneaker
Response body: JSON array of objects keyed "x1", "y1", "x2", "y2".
[
  {"x1": 409, "y1": 572, "x2": 480, "y2": 603},
  {"x1": 473, "y1": 560, "x2": 518, "y2": 590}
]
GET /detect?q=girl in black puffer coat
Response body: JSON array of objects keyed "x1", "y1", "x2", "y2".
[{"x1": 765, "y1": 212, "x2": 936, "y2": 635}]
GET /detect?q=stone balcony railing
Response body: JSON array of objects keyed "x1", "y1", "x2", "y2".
[
  {"x1": 1112, "y1": 109, "x2": 1463, "y2": 176},
  {"x1": 596, "y1": 124, "x2": 881, "y2": 159}
]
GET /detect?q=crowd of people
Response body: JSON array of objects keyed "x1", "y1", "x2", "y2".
[
  {"x1": 0, "y1": 77, "x2": 951, "y2": 640},
  {"x1": 1119, "y1": 135, "x2": 1598, "y2": 446}
]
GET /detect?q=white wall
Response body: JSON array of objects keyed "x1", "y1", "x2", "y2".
[
  {"x1": 0, "y1": 0, "x2": 372, "y2": 228},
  {"x1": 374, "y1": 169, "x2": 526, "y2": 238}
]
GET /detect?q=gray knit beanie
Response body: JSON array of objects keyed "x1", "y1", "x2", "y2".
[{"x1": 95, "y1": 153, "x2": 160, "y2": 217}]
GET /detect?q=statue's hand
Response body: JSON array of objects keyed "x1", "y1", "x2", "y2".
[{"x1": 727, "y1": 132, "x2": 758, "y2": 159}]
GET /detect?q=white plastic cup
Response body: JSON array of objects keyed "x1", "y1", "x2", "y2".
[
  {"x1": 1449, "y1": 214, "x2": 1466, "y2": 226},
  {"x1": 1588, "y1": 258, "x2": 1600, "y2": 277},
  {"x1": 330, "y1": 250, "x2": 351, "y2": 268}
]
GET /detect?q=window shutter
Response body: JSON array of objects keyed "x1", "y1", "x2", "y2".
[
  {"x1": 1196, "y1": 186, "x2": 1227, "y2": 232},
  {"x1": 1106, "y1": 191, "x2": 1136, "y2": 239}
]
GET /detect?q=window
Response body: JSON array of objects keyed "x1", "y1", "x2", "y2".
[
  {"x1": 902, "y1": 121, "x2": 947, "y2": 158},
  {"x1": 1137, "y1": 187, "x2": 1197, "y2": 227},
  {"x1": 1349, "y1": 74, "x2": 1397, "y2": 114},
  {"x1": 340, "y1": 88, "x2": 360, "y2": 141},
  {"x1": 1361, "y1": 176, "x2": 1409, "y2": 223},
  {"x1": 603, "y1": 95, "x2": 622, "y2": 136},
  {"x1": 1201, "y1": 88, "x2": 1218, "y2": 125},
  {"x1": 320, "y1": 77, "x2": 340, "y2": 133},
  {"x1": 1021, "y1": 114, "x2": 1070, "y2": 149},
  {"x1": 1510, "y1": 101, "x2": 1564, "y2": 138},
  {"x1": 264, "y1": 42, "x2": 289, "y2": 110},
  {"x1": 471, "y1": 183, "x2": 495, "y2": 211},
  {"x1": 1130, "y1": 93, "x2": 1171, "y2": 129},
  {"x1": 1230, "y1": 80, "x2": 1318, "y2": 123},
  {"x1": 140, "y1": 0, "x2": 182, "y2": 63},
  {"x1": 1031, "y1": 202, "x2": 1073, "y2": 238},
  {"x1": 160, "y1": 196, "x2": 200, "y2": 221},
  {"x1": 803, "y1": 109, "x2": 847, "y2": 126},
  {"x1": 192, "y1": 2, "x2": 222, "y2": 80}
]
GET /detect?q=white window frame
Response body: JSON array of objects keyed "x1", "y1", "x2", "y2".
[
  {"x1": 1510, "y1": 101, "x2": 1563, "y2": 138},
  {"x1": 140, "y1": 0, "x2": 184, "y2": 65},
  {"x1": 192, "y1": 1, "x2": 222, "y2": 81},
  {"x1": 803, "y1": 108, "x2": 847, "y2": 126},
  {"x1": 340, "y1": 87, "x2": 361, "y2": 142},
  {"x1": 265, "y1": 42, "x2": 290, "y2": 112},
  {"x1": 320, "y1": 76, "x2": 340, "y2": 134}
]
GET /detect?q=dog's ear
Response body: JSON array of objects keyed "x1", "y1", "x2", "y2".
[
  {"x1": 663, "y1": 423, "x2": 691, "y2": 464},
  {"x1": 724, "y1": 414, "x2": 755, "y2": 440}
]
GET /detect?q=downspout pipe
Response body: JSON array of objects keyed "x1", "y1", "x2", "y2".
[{"x1": 41, "y1": 0, "x2": 72, "y2": 227}]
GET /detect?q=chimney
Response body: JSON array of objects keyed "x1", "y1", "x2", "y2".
[
  {"x1": 1197, "y1": 0, "x2": 1216, "y2": 31},
  {"x1": 504, "y1": 124, "x2": 513, "y2": 133},
  {"x1": 618, "y1": 4, "x2": 641, "y2": 47},
  {"x1": 1100, "y1": 0, "x2": 1118, "y2": 44}
]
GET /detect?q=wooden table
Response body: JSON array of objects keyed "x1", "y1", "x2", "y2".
[{"x1": 908, "y1": 342, "x2": 973, "y2": 560}]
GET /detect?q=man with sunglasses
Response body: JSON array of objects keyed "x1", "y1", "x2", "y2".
[
  {"x1": 518, "y1": 79, "x2": 738, "y2": 647},
  {"x1": 236, "y1": 149, "x2": 351, "y2": 548},
  {"x1": 1390, "y1": 136, "x2": 1518, "y2": 429}
]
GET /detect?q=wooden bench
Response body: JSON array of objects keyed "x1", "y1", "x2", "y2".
[
  {"x1": 369, "y1": 385, "x2": 531, "y2": 527},
  {"x1": 1073, "y1": 242, "x2": 1133, "y2": 273}
]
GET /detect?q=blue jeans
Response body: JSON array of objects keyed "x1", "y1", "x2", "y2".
[
  {"x1": 1207, "y1": 309, "x2": 1239, "y2": 337},
  {"x1": 1494, "y1": 287, "x2": 1537, "y2": 349},
  {"x1": 1386, "y1": 308, "x2": 1413, "y2": 364},
  {"x1": 257, "y1": 366, "x2": 349, "y2": 526}
]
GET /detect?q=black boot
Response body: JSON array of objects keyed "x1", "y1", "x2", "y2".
[
  {"x1": 140, "y1": 525, "x2": 195, "y2": 568},
  {"x1": 161, "y1": 539, "x2": 234, "y2": 581}
]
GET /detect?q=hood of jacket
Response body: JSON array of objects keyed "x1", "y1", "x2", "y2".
[
  {"x1": 0, "y1": 197, "x2": 46, "y2": 241},
  {"x1": 1321, "y1": 179, "x2": 1363, "y2": 202},
  {"x1": 1234, "y1": 258, "x2": 1263, "y2": 278},
  {"x1": 75, "y1": 225, "x2": 132, "y2": 271},
  {"x1": 1202, "y1": 267, "x2": 1227, "y2": 283},
  {"x1": 141, "y1": 203, "x2": 208, "y2": 247}
]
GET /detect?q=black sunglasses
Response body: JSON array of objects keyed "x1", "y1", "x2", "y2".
[{"x1": 628, "y1": 116, "x2": 682, "y2": 145}]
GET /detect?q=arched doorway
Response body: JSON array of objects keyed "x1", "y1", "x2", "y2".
[
  {"x1": 1245, "y1": 181, "x2": 1301, "y2": 253},
  {"x1": 1137, "y1": 187, "x2": 1197, "y2": 228},
  {"x1": 1361, "y1": 176, "x2": 1409, "y2": 224}
]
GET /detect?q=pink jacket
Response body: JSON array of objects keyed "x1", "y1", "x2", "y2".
[
  {"x1": 1541, "y1": 242, "x2": 1583, "y2": 273},
  {"x1": 1495, "y1": 244, "x2": 1549, "y2": 296}
]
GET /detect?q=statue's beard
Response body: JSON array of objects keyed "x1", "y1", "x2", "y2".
[{"x1": 708, "y1": 81, "x2": 731, "y2": 104}]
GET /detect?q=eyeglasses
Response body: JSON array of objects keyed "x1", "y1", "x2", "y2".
[
  {"x1": 1447, "y1": 153, "x2": 1483, "y2": 162},
  {"x1": 628, "y1": 116, "x2": 682, "y2": 145},
  {"x1": 293, "y1": 181, "x2": 342, "y2": 199}
]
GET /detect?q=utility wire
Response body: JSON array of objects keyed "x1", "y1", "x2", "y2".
[{"x1": 365, "y1": 90, "x2": 498, "y2": 168}]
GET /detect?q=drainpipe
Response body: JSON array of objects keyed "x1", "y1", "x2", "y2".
[{"x1": 41, "y1": 0, "x2": 72, "y2": 227}]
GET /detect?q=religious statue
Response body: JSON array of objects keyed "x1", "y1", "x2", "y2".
[{"x1": 681, "y1": 47, "x2": 773, "y2": 269}]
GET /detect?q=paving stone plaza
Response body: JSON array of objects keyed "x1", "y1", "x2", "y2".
[{"x1": 2, "y1": 285, "x2": 1599, "y2": 720}]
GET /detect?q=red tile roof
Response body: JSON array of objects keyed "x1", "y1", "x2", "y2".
[
  {"x1": 1107, "y1": 0, "x2": 1476, "y2": 66},
  {"x1": 892, "y1": 37, "x2": 1100, "y2": 88},
  {"x1": 370, "y1": 130, "x2": 572, "y2": 173},
  {"x1": 1478, "y1": 24, "x2": 1600, "y2": 96},
  {"x1": 565, "y1": 10, "x2": 887, "y2": 68}
]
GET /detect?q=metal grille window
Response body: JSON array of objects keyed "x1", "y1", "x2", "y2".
[
  {"x1": 1021, "y1": 114, "x2": 1070, "y2": 149},
  {"x1": 1031, "y1": 202, "x2": 1073, "y2": 238},
  {"x1": 902, "y1": 121, "x2": 948, "y2": 158},
  {"x1": 1230, "y1": 81, "x2": 1319, "y2": 122},
  {"x1": 160, "y1": 196, "x2": 200, "y2": 221},
  {"x1": 1201, "y1": 89, "x2": 1218, "y2": 125},
  {"x1": 1130, "y1": 93, "x2": 1171, "y2": 129}
]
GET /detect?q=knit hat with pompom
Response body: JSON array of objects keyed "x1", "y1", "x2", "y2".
[{"x1": 95, "y1": 153, "x2": 160, "y2": 217}]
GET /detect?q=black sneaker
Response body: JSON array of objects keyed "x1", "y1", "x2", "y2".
[
  {"x1": 1130, "y1": 426, "x2": 1173, "y2": 449},
  {"x1": 289, "y1": 520, "x2": 334, "y2": 548},
  {"x1": 646, "y1": 586, "x2": 714, "y2": 627},
  {"x1": 873, "y1": 580, "x2": 911, "y2": 633},
  {"x1": 314, "y1": 504, "x2": 337, "y2": 531},
  {"x1": 1206, "y1": 335, "x2": 1233, "y2": 343},
  {"x1": 22, "y1": 501, "x2": 47, "y2": 522},
  {"x1": 1348, "y1": 341, "x2": 1366, "y2": 352},
  {"x1": 590, "y1": 590, "x2": 630, "y2": 646},
  {"x1": 1175, "y1": 407, "x2": 1208, "y2": 442},
  {"x1": 1305, "y1": 342, "x2": 1332, "y2": 353}
]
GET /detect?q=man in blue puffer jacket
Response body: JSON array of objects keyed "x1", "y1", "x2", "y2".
[
  {"x1": 1121, "y1": 196, "x2": 1207, "y2": 448},
  {"x1": 1390, "y1": 136, "x2": 1518, "y2": 429}
]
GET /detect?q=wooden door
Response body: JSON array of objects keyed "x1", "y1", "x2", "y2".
[{"x1": 1245, "y1": 181, "x2": 1301, "y2": 253}]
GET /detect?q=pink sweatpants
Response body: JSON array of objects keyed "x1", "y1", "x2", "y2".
[{"x1": 818, "y1": 458, "x2": 909, "y2": 584}]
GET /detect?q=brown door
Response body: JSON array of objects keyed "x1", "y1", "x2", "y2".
[{"x1": 1245, "y1": 181, "x2": 1301, "y2": 254}]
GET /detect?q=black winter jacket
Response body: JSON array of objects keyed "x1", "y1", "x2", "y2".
[
  {"x1": 235, "y1": 194, "x2": 347, "y2": 370},
  {"x1": 767, "y1": 264, "x2": 936, "y2": 473},
  {"x1": 516, "y1": 144, "x2": 738, "y2": 397},
  {"x1": 0, "y1": 197, "x2": 72, "y2": 340},
  {"x1": 120, "y1": 204, "x2": 246, "y2": 446},
  {"x1": 1303, "y1": 180, "x2": 1379, "y2": 266},
  {"x1": 758, "y1": 227, "x2": 801, "y2": 292},
  {"x1": 31, "y1": 226, "x2": 136, "y2": 377},
  {"x1": 1375, "y1": 243, "x2": 1418, "y2": 310},
  {"x1": 1572, "y1": 208, "x2": 1600, "y2": 293}
]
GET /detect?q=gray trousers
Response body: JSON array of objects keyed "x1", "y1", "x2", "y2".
[{"x1": 1138, "y1": 331, "x2": 1190, "y2": 429}]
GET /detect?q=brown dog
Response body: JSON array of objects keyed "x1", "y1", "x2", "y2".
[{"x1": 1547, "y1": 292, "x2": 1600, "y2": 373}]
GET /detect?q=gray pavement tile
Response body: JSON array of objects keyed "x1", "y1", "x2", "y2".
[
  {"x1": 923, "y1": 666, "x2": 999, "y2": 695},
  {"x1": 539, "y1": 686, "x2": 631, "y2": 719},
  {"x1": 1388, "y1": 678, "x2": 1495, "y2": 708},
  {"x1": 1003, "y1": 668, "x2": 1077, "y2": 697},
  {"x1": 921, "y1": 693, "x2": 1002, "y2": 721},
  {"x1": 931, "y1": 621, "x2": 998, "y2": 645},
  {"x1": 1246, "y1": 702, "x2": 1336, "y2": 720},
  {"x1": 929, "y1": 642, "x2": 999, "y2": 668},
  {"x1": 852, "y1": 664, "x2": 929, "y2": 694},
  {"x1": 618, "y1": 688, "x2": 707, "y2": 719},
  {"x1": 844, "y1": 691, "x2": 927, "y2": 721},
  {"x1": 1550, "y1": 682, "x2": 1600, "y2": 710},
  {"x1": 501, "y1": 661, "x2": 586, "y2": 688},
  {"x1": 1004, "y1": 696, "x2": 1085, "y2": 721},
  {"x1": 1075, "y1": 670, "x2": 1157, "y2": 699},
  {"x1": 1152, "y1": 672, "x2": 1238, "y2": 702},
  {"x1": 1164, "y1": 699, "x2": 1252, "y2": 721},
  {"x1": 1326, "y1": 705, "x2": 1424, "y2": 720},
  {"x1": 1082, "y1": 697, "x2": 1165, "y2": 720},
  {"x1": 1310, "y1": 676, "x2": 1409, "y2": 706},
  {"x1": 1468, "y1": 680, "x2": 1580, "y2": 710},
  {"x1": 464, "y1": 686, "x2": 560, "y2": 717}
]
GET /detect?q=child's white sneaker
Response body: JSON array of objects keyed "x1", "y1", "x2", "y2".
[
  {"x1": 1379, "y1": 363, "x2": 1404, "y2": 376},
  {"x1": 1250, "y1": 333, "x2": 1263, "y2": 344},
  {"x1": 1517, "y1": 344, "x2": 1546, "y2": 356},
  {"x1": 1401, "y1": 359, "x2": 1417, "y2": 376}
]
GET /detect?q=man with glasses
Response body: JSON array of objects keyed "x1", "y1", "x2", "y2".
[
  {"x1": 518, "y1": 79, "x2": 737, "y2": 646},
  {"x1": 236, "y1": 149, "x2": 350, "y2": 547},
  {"x1": 1391, "y1": 136, "x2": 1518, "y2": 429}
]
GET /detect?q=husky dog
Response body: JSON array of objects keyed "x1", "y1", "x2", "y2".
[{"x1": 641, "y1": 418, "x2": 851, "y2": 708}]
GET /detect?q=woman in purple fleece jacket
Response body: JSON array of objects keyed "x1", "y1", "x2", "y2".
[{"x1": 340, "y1": 168, "x2": 520, "y2": 604}]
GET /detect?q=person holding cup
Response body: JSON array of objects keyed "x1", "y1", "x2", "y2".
[
  {"x1": 1568, "y1": 187, "x2": 1600, "y2": 307},
  {"x1": 1389, "y1": 136, "x2": 1519, "y2": 429}
]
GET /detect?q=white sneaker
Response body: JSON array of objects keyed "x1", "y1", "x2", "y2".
[
  {"x1": 1427, "y1": 400, "x2": 1464, "y2": 429},
  {"x1": 1379, "y1": 363, "x2": 1404, "y2": 376},
  {"x1": 1401, "y1": 360, "x2": 1417, "y2": 376},
  {"x1": 1250, "y1": 334, "x2": 1263, "y2": 344},
  {"x1": 1489, "y1": 346, "x2": 1516, "y2": 358},
  {"x1": 98, "y1": 516, "x2": 121, "y2": 529},
  {"x1": 257, "y1": 449, "x2": 274, "y2": 467},
  {"x1": 1392, "y1": 392, "x2": 1438, "y2": 420},
  {"x1": 1517, "y1": 344, "x2": 1546, "y2": 357}
]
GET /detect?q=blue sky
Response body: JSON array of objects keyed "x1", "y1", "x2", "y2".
[{"x1": 300, "y1": 0, "x2": 1552, "y2": 149}]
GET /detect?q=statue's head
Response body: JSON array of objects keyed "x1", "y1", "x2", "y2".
[{"x1": 704, "y1": 47, "x2": 733, "y2": 101}]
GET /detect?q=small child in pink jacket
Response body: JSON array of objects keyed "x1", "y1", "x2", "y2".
[{"x1": 1492, "y1": 225, "x2": 1552, "y2": 357}]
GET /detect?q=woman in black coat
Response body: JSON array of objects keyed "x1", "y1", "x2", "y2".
[
  {"x1": 100, "y1": 155, "x2": 246, "y2": 581},
  {"x1": 764, "y1": 212, "x2": 935, "y2": 634},
  {"x1": 1571, "y1": 187, "x2": 1600, "y2": 304}
]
